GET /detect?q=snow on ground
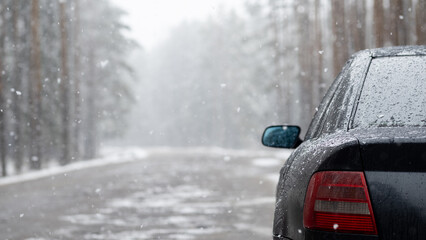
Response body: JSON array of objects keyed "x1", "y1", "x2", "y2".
[
  {"x1": 1, "y1": 146, "x2": 293, "y2": 240},
  {"x1": 57, "y1": 184, "x2": 275, "y2": 240},
  {"x1": 265, "y1": 173, "x2": 280, "y2": 184},
  {"x1": 150, "y1": 147, "x2": 292, "y2": 187},
  {"x1": 0, "y1": 147, "x2": 148, "y2": 186},
  {"x1": 144, "y1": 146, "x2": 292, "y2": 159},
  {"x1": 252, "y1": 158, "x2": 282, "y2": 167},
  {"x1": 250, "y1": 151, "x2": 292, "y2": 185},
  {"x1": 0, "y1": 146, "x2": 291, "y2": 187}
]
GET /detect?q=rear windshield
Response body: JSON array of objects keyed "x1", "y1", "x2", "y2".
[{"x1": 352, "y1": 55, "x2": 426, "y2": 128}]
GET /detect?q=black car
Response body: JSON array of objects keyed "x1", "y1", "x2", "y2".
[{"x1": 262, "y1": 46, "x2": 426, "y2": 240}]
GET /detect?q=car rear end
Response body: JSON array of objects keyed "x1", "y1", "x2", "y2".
[
  {"x1": 301, "y1": 128, "x2": 426, "y2": 240},
  {"x1": 305, "y1": 49, "x2": 426, "y2": 239},
  {"x1": 271, "y1": 46, "x2": 426, "y2": 240},
  {"x1": 357, "y1": 128, "x2": 426, "y2": 239}
]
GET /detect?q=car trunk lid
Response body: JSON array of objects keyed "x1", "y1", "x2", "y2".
[{"x1": 354, "y1": 128, "x2": 426, "y2": 240}]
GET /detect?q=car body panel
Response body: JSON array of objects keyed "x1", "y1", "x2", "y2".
[
  {"x1": 273, "y1": 132, "x2": 362, "y2": 239},
  {"x1": 305, "y1": 229, "x2": 379, "y2": 240},
  {"x1": 271, "y1": 46, "x2": 426, "y2": 240},
  {"x1": 354, "y1": 127, "x2": 426, "y2": 240},
  {"x1": 273, "y1": 48, "x2": 372, "y2": 240},
  {"x1": 365, "y1": 171, "x2": 426, "y2": 240}
]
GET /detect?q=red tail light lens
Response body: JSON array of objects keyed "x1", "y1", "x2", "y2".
[{"x1": 303, "y1": 171, "x2": 377, "y2": 235}]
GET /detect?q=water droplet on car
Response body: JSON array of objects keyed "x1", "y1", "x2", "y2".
[{"x1": 333, "y1": 223, "x2": 339, "y2": 230}]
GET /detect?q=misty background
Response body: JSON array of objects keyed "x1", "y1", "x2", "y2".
[{"x1": 0, "y1": 0, "x2": 425, "y2": 177}]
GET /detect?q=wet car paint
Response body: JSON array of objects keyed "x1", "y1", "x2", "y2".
[{"x1": 271, "y1": 46, "x2": 426, "y2": 240}]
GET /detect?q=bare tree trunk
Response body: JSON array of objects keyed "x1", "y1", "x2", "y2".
[
  {"x1": 374, "y1": 0, "x2": 385, "y2": 47},
  {"x1": 268, "y1": 0, "x2": 287, "y2": 122},
  {"x1": 357, "y1": 0, "x2": 366, "y2": 50},
  {"x1": 59, "y1": 1, "x2": 71, "y2": 165},
  {"x1": 416, "y1": 0, "x2": 426, "y2": 44},
  {"x1": 331, "y1": 0, "x2": 347, "y2": 77},
  {"x1": 314, "y1": 0, "x2": 323, "y2": 100},
  {"x1": 0, "y1": 4, "x2": 7, "y2": 176},
  {"x1": 30, "y1": 0, "x2": 42, "y2": 170},
  {"x1": 349, "y1": 0, "x2": 366, "y2": 52},
  {"x1": 73, "y1": 0, "x2": 81, "y2": 161},
  {"x1": 12, "y1": 0, "x2": 24, "y2": 173},
  {"x1": 389, "y1": 0, "x2": 405, "y2": 45},
  {"x1": 296, "y1": 0, "x2": 314, "y2": 122},
  {"x1": 84, "y1": 48, "x2": 97, "y2": 159},
  {"x1": 404, "y1": 0, "x2": 416, "y2": 45}
]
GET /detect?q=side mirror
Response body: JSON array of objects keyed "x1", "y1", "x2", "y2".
[{"x1": 262, "y1": 125, "x2": 302, "y2": 148}]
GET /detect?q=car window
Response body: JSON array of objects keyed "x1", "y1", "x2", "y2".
[
  {"x1": 352, "y1": 56, "x2": 426, "y2": 128},
  {"x1": 305, "y1": 59, "x2": 353, "y2": 140},
  {"x1": 320, "y1": 57, "x2": 368, "y2": 135}
]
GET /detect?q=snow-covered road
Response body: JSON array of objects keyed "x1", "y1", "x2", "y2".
[{"x1": 0, "y1": 147, "x2": 291, "y2": 240}]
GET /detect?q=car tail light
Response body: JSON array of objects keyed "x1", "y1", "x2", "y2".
[{"x1": 303, "y1": 171, "x2": 377, "y2": 235}]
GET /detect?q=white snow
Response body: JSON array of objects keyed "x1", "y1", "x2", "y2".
[
  {"x1": 266, "y1": 173, "x2": 280, "y2": 184},
  {"x1": 0, "y1": 147, "x2": 148, "y2": 186},
  {"x1": 3, "y1": 147, "x2": 293, "y2": 239},
  {"x1": 145, "y1": 146, "x2": 291, "y2": 159},
  {"x1": 0, "y1": 147, "x2": 287, "y2": 187},
  {"x1": 234, "y1": 197, "x2": 275, "y2": 207},
  {"x1": 234, "y1": 223, "x2": 271, "y2": 237},
  {"x1": 3, "y1": 146, "x2": 291, "y2": 239},
  {"x1": 252, "y1": 158, "x2": 282, "y2": 167}
]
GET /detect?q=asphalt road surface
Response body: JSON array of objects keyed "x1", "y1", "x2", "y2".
[{"x1": 0, "y1": 148, "x2": 288, "y2": 240}]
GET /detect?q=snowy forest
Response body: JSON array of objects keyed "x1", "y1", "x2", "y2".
[
  {"x1": 0, "y1": 0, "x2": 425, "y2": 177},
  {"x1": 129, "y1": 0, "x2": 425, "y2": 147},
  {"x1": 0, "y1": 0, "x2": 135, "y2": 176}
]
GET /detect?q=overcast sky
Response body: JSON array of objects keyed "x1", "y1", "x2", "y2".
[{"x1": 111, "y1": 0, "x2": 243, "y2": 50}]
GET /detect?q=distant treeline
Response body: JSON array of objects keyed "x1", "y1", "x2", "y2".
[
  {"x1": 0, "y1": 0, "x2": 135, "y2": 176},
  {"x1": 133, "y1": 0, "x2": 425, "y2": 148},
  {"x1": 246, "y1": 0, "x2": 425, "y2": 132}
]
